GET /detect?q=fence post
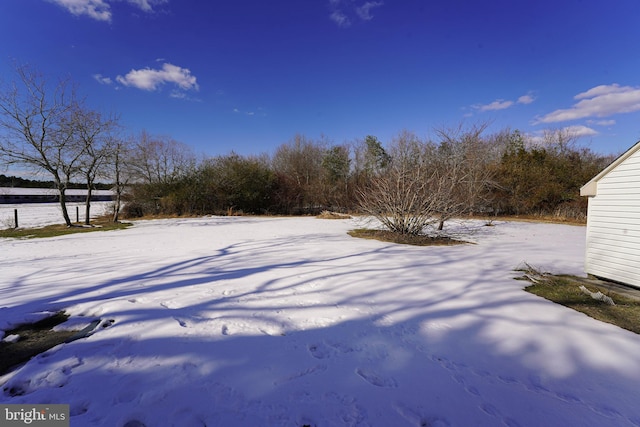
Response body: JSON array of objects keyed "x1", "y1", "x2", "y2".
[
  {"x1": 14, "y1": 209, "x2": 18, "y2": 229},
  {"x1": 76, "y1": 206, "x2": 79, "y2": 223}
]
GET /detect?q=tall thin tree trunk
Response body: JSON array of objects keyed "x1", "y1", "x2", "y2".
[
  {"x1": 58, "y1": 187, "x2": 73, "y2": 227},
  {"x1": 84, "y1": 186, "x2": 92, "y2": 225},
  {"x1": 112, "y1": 193, "x2": 121, "y2": 222}
]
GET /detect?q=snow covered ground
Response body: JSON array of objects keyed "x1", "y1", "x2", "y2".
[
  {"x1": 1, "y1": 216, "x2": 639, "y2": 427},
  {"x1": 0, "y1": 202, "x2": 112, "y2": 229}
]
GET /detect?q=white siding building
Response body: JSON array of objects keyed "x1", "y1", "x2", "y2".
[{"x1": 580, "y1": 141, "x2": 640, "y2": 288}]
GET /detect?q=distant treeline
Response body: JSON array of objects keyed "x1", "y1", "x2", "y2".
[
  {"x1": 0, "y1": 174, "x2": 111, "y2": 190},
  {"x1": 121, "y1": 129, "x2": 616, "y2": 222}
]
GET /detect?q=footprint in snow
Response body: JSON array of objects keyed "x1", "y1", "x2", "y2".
[
  {"x1": 465, "y1": 386, "x2": 480, "y2": 397},
  {"x1": 355, "y1": 367, "x2": 398, "y2": 388},
  {"x1": 221, "y1": 325, "x2": 229, "y2": 335},
  {"x1": 588, "y1": 404, "x2": 622, "y2": 419},
  {"x1": 392, "y1": 401, "x2": 451, "y2": 426},
  {"x1": 69, "y1": 401, "x2": 89, "y2": 416},
  {"x1": 479, "y1": 403, "x2": 501, "y2": 417},
  {"x1": 503, "y1": 417, "x2": 523, "y2": 427},
  {"x1": 554, "y1": 392, "x2": 582, "y2": 404},
  {"x1": 308, "y1": 342, "x2": 333, "y2": 359},
  {"x1": 497, "y1": 375, "x2": 519, "y2": 385},
  {"x1": 173, "y1": 317, "x2": 188, "y2": 328},
  {"x1": 274, "y1": 364, "x2": 327, "y2": 385}
]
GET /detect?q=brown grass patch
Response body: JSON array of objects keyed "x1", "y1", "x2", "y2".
[
  {"x1": 348, "y1": 229, "x2": 468, "y2": 246},
  {"x1": 317, "y1": 211, "x2": 352, "y2": 220},
  {"x1": 519, "y1": 267, "x2": 640, "y2": 335},
  {"x1": 0, "y1": 218, "x2": 132, "y2": 239},
  {"x1": 0, "y1": 312, "x2": 78, "y2": 376},
  {"x1": 470, "y1": 214, "x2": 586, "y2": 226}
]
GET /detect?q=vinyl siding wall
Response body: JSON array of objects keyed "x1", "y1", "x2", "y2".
[{"x1": 585, "y1": 148, "x2": 640, "y2": 287}]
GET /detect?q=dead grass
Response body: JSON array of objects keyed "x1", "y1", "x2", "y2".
[
  {"x1": 518, "y1": 267, "x2": 640, "y2": 335},
  {"x1": 471, "y1": 214, "x2": 586, "y2": 226},
  {"x1": 348, "y1": 228, "x2": 468, "y2": 246},
  {"x1": 317, "y1": 210, "x2": 352, "y2": 220},
  {"x1": 0, "y1": 312, "x2": 79, "y2": 376},
  {"x1": 0, "y1": 218, "x2": 132, "y2": 239}
]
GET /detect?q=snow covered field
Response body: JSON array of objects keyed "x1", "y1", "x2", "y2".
[
  {"x1": 0, "y1": 202, "x2": 112, "y2": 229},
  {"x1": 1, "y1": 216, "x2": 639, "y2": 427}
]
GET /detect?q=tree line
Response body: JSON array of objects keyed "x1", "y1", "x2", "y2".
[
  {"x1": 0, "y1": 64, "x2": 615, "y2": 233},
  {"x1": 0, "y1": 174, "x2": 110, "y2": 190},
  {"x1": 122, "y1": 126, "x2": 613, "y2": 230}
]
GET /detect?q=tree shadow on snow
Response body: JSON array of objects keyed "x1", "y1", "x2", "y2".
[{"x1": 1, "y1": 218, "x2": 639, "y2": 426}]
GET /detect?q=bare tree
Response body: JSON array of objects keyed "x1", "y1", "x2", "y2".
[
  {"x1": 129, "y1": 131, "x2": 195, "y2": 185},
  {"x1": 125, "y1": 131, "x2": 196, "y2": 215},
  {"x1": 358, "y1": 126, "x2": 498, "y2": 235},
  {"x1": 0, "y1": 64, "x2": 81, "y2": 226},
  {"x1": 71, "y1": 105, "x2": 119, "y2": 224},
  {"x1": 271, "y1": 134, "x2": 327, "y2": 213},
  {"x1": 433, "y1": 122, "x2": 495, "y2": 229},
  {"x1": 357, "y1": 131, "x2": 446, "y2": 235},
  {"x1": 321, "y1": 144, "x2": 352, "y2": 209},
  {"x1": 108, "y1": 137, "x2": 132, "y2": 222}
]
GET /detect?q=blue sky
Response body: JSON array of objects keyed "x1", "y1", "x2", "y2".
[{"x1": 1, "y1": 0, "x2": 640, "y2": 158}]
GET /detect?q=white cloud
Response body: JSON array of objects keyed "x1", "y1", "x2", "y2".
[
  {"x1": 528, "y1": 125, "x2": 598, "y2": 146},
  {"x1": 126, "y1": 0, "x2": 167, "y2": 12},
  {"x1": 45, "y1": 0, "x2": 166, "y2": 21},
  {"x1": 517, "y1": 94, "x2": 535, "y2": 105},
  {"x1": 587, "y1": 119, "x2": 616, "y2": 126},
  {"x1": 535, "y1": 84, "x2": 640, "y2": 124},
  {"x1": 330, "y1": 10, "x2": 351, "y2": 27},
  {"x1": 329, "y1": 1, "x2": 384, "y2": 27},
  {"x1": 233, "y1": 108, "x2": 258, "y2": 116},
  {"x1": 169, "y1": 90, "x2": 186, "y2": 99},
  {"x1": 562, "y1": 125, "x2": 598, "y2": 138},
  {"x1": 92, "y1": 73, "x2": 113, "y2": 85},
  {"x1": 473, "y1": 92, "x2": 535, "y2": 112},
  {"x1": 47, "y1": 0, "x2": 111, "y2": 21},
  {"x1": 356, "y1": 1, "x2": 383, "y2": 20},
  {"x1": 116, "y1": 63, "x2": 199, "y2": 92},
  {"x1": 574, "y1": 84, "x2": 630, "y2": 100},
  {"x1": 476, "y1": 99, "x2": 514, "y2": 112}
]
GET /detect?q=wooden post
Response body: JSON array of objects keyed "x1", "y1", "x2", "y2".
[
  {"x1": 14, "y1": 209, "x2": 18, "y2": 229},
  {"x1": 76, "y1": 206, "x2": 79, "y2": 223}
]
